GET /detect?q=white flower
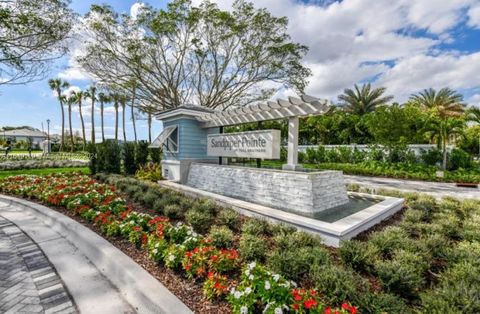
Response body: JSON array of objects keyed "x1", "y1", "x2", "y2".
[
  {"x1": 248, "y1": 262, "x2": 256, "y2": 270},
  {"x1": 187, "y1": 230, "x2": 192, "y2": 235},
  {"x1": 234, "y1": 291, "x2": 243, "y2": 299},
  {"x1": 245, "y1": 287, "x2": 252, "y2": 295},
  {"x1": 230, "y1": 287, "x2": 236, "y2": 295},
  {"x1": 168, "y1": 254, "x2": 175, "y2": 262},
  {"x1": 248, "y1": 275, "x2": 254, "y2": 281},
  {"x1": 240, "y1": 306, "x2": 248, "y2": 314},
  {"x1": 264, "y1": 281, "x2": 271, "y2": 290},
  {"x1": 272, "y1": 274, "x2": 280, "y2": 282},
  {"x1": 274, "y1": 308, "x2": 283, "y2": 314},
  {"x1": 152, "y1": 249, "x2": 158, "y2": 254},
  {"x1": 245, "y1": 269, "x2": 250, "y2": 276}
]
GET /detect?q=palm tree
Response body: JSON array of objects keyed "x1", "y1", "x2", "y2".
[
  {"x1": 48, "y1": 79, "x2": 69, "y2": 151},
  {"x1": 338, "y1": 83, "x2": 394, "y2": 115},
  {"x1": 85, "y1": 85, "x2": 97, "y2": 145},
  {"x1": 466, "y1": 107, "x2": 480, "y2": 156},
  {"x1": 66, "y1": 96, "x2": 76, "y2": 152},
  {"x1": 98, "y1": 92, "x2": 109, "y2": 142},
  {"x1": 71, "y1": 90, "x2": 86, "y2": 150},
  {"x1": 410, "y1": 88, "x2": 466, "y2": 170}
]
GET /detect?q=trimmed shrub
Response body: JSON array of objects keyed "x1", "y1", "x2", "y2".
[
  {"x1": 435, "y1": 212, "x2": 463, "y2": 240},
  {"x1": 103, "y1": 140, "x2": 121, "y2": 174},
  {"x1": 164, "y1": 204, "x2": 185, "y2": 219},
  {"x1": 267, "y1": 246, "x2": 331, "y2": 282},
  {"x1": 217, "y1": 209, "x2": 241, "y2": 230},
  {"x1": 274, "y1": 231, "x2": 322, "y2": 250},
  {"x1": 142, "y1": 189, "x2": 160, "y2": 208},
  {"x1": 241, "y1": 218, "x2": 270, "y2": 236},
  {"x1": 152, "y1": 199, "x2": 165, "y2": 215},
  {"x1": 358, "y1": 292, "x2": 409, "y2": 314},
  {"x1": 135, "y1": 140, "x2": 149, "y2": 167},
  {"x1": 339, "y1": 240, "x2": 377, "y2": 273},
  {"x1": 421, "y1": 262, "x2": 480, "y2": 313},
  {"x1": 408, "y1": 195, "x2": 437, "y2": 221},
  {"x1": 270, "y1": 223, "x2": 296, "y2": 236},
  {"x1": 87, "y1": 143, "x2": 97, "y2": 174},
  {"x1": 192, "y1": 199, "x2": 217, "y2": 215},
  {"x1": 369, "y1": 226, "x2": 413, "y2": 258},
  {"x1": 311, "y1": 264, "x2": 367, "y2": 305},
  {"x1": 185, "y1": 209, "x2": 215, "y2": 234},
  {"x1": 238, "y1": 234, "x2": 267, "y2": 262},
  {"x1": 208, "y1": 226, "x2": 234, "y2": 248},
  {"x1": 123, "y1": 142, "x2": 137, "y2": 175},
  {"x1": 374, "y1": 250, "x2": 428, "y2": 299},
  {"x1": 149, "y1": 147, "x2": 161, "y2": 163}
]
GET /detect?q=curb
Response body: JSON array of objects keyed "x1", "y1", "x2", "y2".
[{"x1": 0, "y1": 194, "x2": 193, "y2": 314}]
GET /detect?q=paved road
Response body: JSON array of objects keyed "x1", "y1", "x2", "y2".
[
  {"x1": 0, "y1": 216, "x2": 77, "y2": 314},
  {"x1": 344, "y1": 175, "x2": 480, "y2": 200}
]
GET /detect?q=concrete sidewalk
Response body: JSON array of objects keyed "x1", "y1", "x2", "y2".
[
  {"x1": 0, "y1": 196, "x2": 192, "y2": 314},
  {"x1": 344, "y1": 175, "x2": 480, "y2": 200}
]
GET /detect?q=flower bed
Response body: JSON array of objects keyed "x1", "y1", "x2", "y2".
[
  {"x1": 3, "y1": 172, "x2": 480, "y2": 313},
  {"x1": 0, "y1": 173, "x2": 356, "y2": 314}
]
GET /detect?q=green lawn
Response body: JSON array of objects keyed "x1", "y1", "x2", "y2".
[{"x1": 0, "y1": 167, "x2": 89, "y2": 179}]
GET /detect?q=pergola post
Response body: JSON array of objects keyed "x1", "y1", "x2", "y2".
[{"x1": 282, "y1": 116, "x2": 303, "y2": 171}]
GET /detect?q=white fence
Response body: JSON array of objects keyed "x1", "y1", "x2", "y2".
[{"x1": 297, "y1": 144, "x2": 454, "y2": 156}]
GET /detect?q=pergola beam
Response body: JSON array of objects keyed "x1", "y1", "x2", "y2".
[{"x1": 198, "y1": 95, "x2": 331, "y2": 128}]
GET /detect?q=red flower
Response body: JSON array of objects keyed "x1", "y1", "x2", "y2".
[
  {"x1": 304, "y1": 298, "x2": 318, "y2": 310},
  {"x1": 185, "y1": 263, "x2": 191, "y2": 271},
  {"x1": 207, "y1": 272, "x2": 214, "y2": 279},
  {"x1": 341, "y1": 304, "x2": 357, "y2": 314},
  {"x1": 324, "y1": 308, "x2": 331, "y2": 314},
  {"x1": 141, "y1": 234, "x2": 148, "y2": 245},
  {"x1": 292, "y1": 303, "x2": 299, "y2": 311}
]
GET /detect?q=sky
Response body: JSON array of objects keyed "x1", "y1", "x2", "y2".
[{"x1": 1, "y1": 0, "x2": 480, "y2": 141}]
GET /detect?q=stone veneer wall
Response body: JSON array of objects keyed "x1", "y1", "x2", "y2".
[{"x1": 186, "y1": 163, "x2": 349, "y2": 213}]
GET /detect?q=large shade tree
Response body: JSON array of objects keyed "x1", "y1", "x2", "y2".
[
  {"x1": 0, "y1": 0, "x2": 74, "y2": 85},
  {"x1": 338, "y1": 83, "x2": 394, "y2": 115},
  {"x1": 77, "y1": 0, "x2": 311, "y2": 112},
  {"x1": 410, "y1": 88, "x2": 466, "y2": 169}
]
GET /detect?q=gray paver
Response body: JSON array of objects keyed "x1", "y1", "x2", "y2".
[{"x1": 0, "y1": 216, "x2": 77, "y2": 314}]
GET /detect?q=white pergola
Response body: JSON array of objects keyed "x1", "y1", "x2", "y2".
[{"x1": 196, "y1": 95, "x2": 331, "y2": 170}]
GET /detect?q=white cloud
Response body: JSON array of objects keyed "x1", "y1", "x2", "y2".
[
  {"x1": 468, "y1": 94, "x2": 480, "y2": 106},
  {"x1": 377, "y1": 52, "x2": 480, "y2": 101},
  {"x1": 468, "y1": 3, "x2": 480, "y2": 28},
  {"x1": 130, "y1": 2, "x2": 146, "y2": 20}
]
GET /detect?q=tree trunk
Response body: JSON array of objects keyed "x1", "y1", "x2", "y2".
[
  {"x1": 442, "y1": 123, "x2": 447, "y2": 170},
  {"x1": 100, "y1": 100, "x2": 105, "y2": 142},
  {"x1": 131, "y1": 87, "x2": 137, "y2": 143},
  {"x1": 122, "y1": 101, "x2": 127, "y2": 143},
  {"x1": 114, "y1": 101, "x2": 119, "y2": 142},
  {"x1": 148, "y1": 111, "x2": 152, "y2": 143},
  {"x1": 91, "y1": 96, "x2": 95, "y2": 145},
  {"x1": 59, "y1": 96, "x2": 65, "y2": 152},
  {"x1": 68, "y1": 104, "x2": 74, "y2": 152},
  {"x1": 78, "y1": 99, "x2": 86, "y2": 151}
]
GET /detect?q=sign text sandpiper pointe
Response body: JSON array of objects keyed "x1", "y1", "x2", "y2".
[{"x1": 207, "y1": 130, "x2": 281, "y2": 159}]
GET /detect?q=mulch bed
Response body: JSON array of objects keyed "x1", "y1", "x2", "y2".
[{"x1": 15, "y1": 195, "x2": 231, "y2": 314}]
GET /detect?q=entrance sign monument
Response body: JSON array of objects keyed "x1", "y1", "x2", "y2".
[
  {"x1": 207, "y1": 130, "x2": 281, "y2": 159},
  {"x1": 150, "y1": 95, "x2": 404, "y2": 246}
]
